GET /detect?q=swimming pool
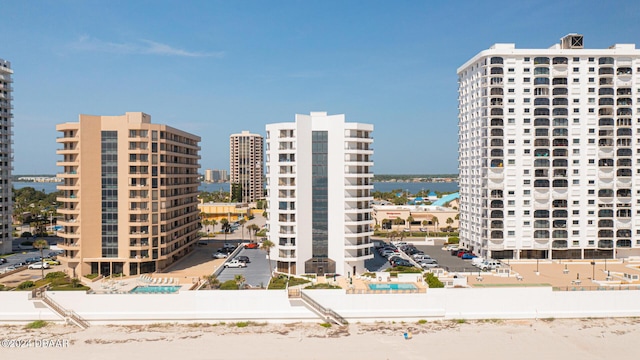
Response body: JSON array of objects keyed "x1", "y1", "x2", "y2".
[
  {"x1": 368, "y1": 283, "x2": 418, "y2": 291},
  {"x1": 129, "y1": 286, "x2": 181, "y2": 294}
]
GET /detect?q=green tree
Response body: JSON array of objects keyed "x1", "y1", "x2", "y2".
[
  {"x1": 234, "y1": 274, "x2": 246, "y2": 289},
  {"x1": 220, "y1": 218, "x2": 230, "y2": 241},
  {"x1": 432, "y1": 217, "x2": 440, "y2": 233},
  {"x1": 231, "y1": 183, "x2": 243, "y2": 202},
  {"x1": 446, "y1": 217, "x2": 454, "y2": 231},
  {"x1": 393, "y1": 217, "x2": 404, "y2": 231},
  {"x1": 211, "y1": 219, "x2": 218, "y2": 234},
  {"x1": 248, "y1": 224, "x2": 260, "y2": 241},
  {"x1": 33, "y1": 238, "x2": 48, "y2": 279},
  {"x1": 205, "y1": 274, "x2": 220, "y2": 289},
  {"x1": 238, "y1": 218, "x2": 247, "y2": 240},
  {"x1": 406, "y1": 215, "x2": 414, "y2": 231},
  {"x1": 261, "y1": 239, "x2": 275, "y2": 279}
]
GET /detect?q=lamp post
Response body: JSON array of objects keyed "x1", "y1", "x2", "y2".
[{"x1": 591, "y1": 260, "x2": 596, "y2": 280}]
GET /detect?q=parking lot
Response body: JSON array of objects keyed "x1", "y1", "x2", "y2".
[
  {"x1": 367, "y1": 238, "x2": 477, "y2": 273},
  {"x1": 217, "y1": 246, "x2": 274, "y2": 288}
]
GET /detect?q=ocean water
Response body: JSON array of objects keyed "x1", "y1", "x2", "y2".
[{"x1": 13, "y1": 181, "x2": 459, "y2": 195}]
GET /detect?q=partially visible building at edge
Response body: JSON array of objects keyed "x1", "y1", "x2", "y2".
[
  {"x1": 203, "y1": 169, "x2": 228, "y2": 183},
  {"x1": 230, "y1": 131, "x2": 264, "y2": 202},
  {"x1": 265, "y1": 112, "x2": 374, "y2": 276},
  {"x1": 56, "y1": 112, "x2": 201, "y2": 277},
  {"x1": 458, "y1": 34, "x2": 640, "y2": 260},
  {"x1": 0, "y1": 59, "x2": 12, "y2": 254}
]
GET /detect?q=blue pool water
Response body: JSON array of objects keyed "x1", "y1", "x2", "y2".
[
  {"x1": 129, "y1": 286, "x2": 181, "y2": 294},
  {"x1": 368, "y1": 283, "x2": 417, "y2": 290}
]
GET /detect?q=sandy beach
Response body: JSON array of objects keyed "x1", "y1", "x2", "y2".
[{"x1": 2, "y1": 318, "x2": 640, "y2": 359}]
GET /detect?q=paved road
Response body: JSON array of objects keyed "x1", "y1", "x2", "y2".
[{"x1": 217, "y1": 247, "x2": 274, "y2": 288}]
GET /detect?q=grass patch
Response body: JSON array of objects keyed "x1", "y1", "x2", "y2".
[
  {"x1": 541, "y1": 317, "x2": 555, "y2": 322},
  {"x1": 25, "y1": 320, "x2": 48, "y2": 329},
  {"x1": 425, "y1": 273, "x2": 444, "y2": 288},
  {"x1": 267, "y1": 275, "x2": 311, "y2": 289},
  {"x1": 383, "y1": 266, "x2": 423, "y2": 274},
  {"x1": 454, "y1": 319, "x2": 466, "y2": 324},
  {"x1": 417, "y1": 319, "x2": 427, "y2": 324},
  {"x1": 305, "y1": 283, "x2": 341, "y2": 289},
  {"x1": 235, "y1": 321, "x2": 249, "y2": 328},
  {"x1": 85, "y1": 273, "x2": 99, "y2": 279},
  {"x1": 319, "y1": 322, "x2": 332, "y2": 328}
]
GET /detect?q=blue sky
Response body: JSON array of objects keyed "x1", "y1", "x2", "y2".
[{"x1": 4, "y1": 0, "x2": 640, "y2": 174}]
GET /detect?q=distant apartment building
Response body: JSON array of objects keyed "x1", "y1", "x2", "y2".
[
  {"x1": 56, "y1": 112, "x2": 201, "y2": 277},
  {"x1": 204, "y1": 169, "x2": 214, "y2": 182},
  {"x1": 212, "y1": 169, "x2": 227, "y2": 182},
  {"x1": 0, "y1": 59, "x2": 12, "y2": 254},
  {"x1": 458, "y1": 34, "x2": 640, "y2": 260},
  {"x1": 230, "y1": 131, "x2": 263, "y2": 202},
  {"x1": 265, "y1": 112, "x2": 374, "y2": 276}
]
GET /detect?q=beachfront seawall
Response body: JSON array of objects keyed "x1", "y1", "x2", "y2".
[{"x1": 2, "y1": 287, "x2": 640, "y2": 324}]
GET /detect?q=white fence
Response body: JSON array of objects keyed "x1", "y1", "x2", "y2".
[{"x1": 2, "y1": 287, "x2": 640, "y2": 324}]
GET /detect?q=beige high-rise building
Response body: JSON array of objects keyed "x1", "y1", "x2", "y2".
[
  {"x1": 0, "y1": 59, "x2": 13, "y2": 255},
  {"x1": 229, "y1": 131, "x2": 263, "y2": 202},
  {"x1": 56, "y1": 112, "x2": 201, "y2": 277}
]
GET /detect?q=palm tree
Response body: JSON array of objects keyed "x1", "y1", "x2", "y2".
[
  {"x1": 234, "y1": 274, "x2": 245, "y2": 289},
  {"x1": 205, "y1": 274, "x2": 220, "y2": 289},
  {"x1": 261, "y1": 239, "x2": 275, "y2": 279},
  {"x1": 248, "y1": 224, "x2": 260, "y2": 241},
  {"x1": 432, "y1": 217, "x2": 440, "y2": 233},
  {"x1": 446, "y1": 217, "x2": 454, "y2": 231},
  {"x1": 211, "y1": 219, "x2": 218, "y2": 235},
  {"x1": 238, "y1": 218, "x2": 247, "y2": 240},
  {"x1": 220, "y1": 218, "x2": 230, "y2": 241},
  {"x1": 33, "y1": 238, "x2": 48, "y2": 279},
  {"x1": 406, "y1": 215, "x2": 414, "y2": 232},
  {"x1": 393, "y1": 217, "x2": 404, "y2": 231}
]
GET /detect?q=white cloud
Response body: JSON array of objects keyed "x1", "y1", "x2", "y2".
[{"x1": 69, "y1": 36, "x2": 224, "y2": 58}]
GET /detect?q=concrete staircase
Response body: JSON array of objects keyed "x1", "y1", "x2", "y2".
[
  {"x1": 288, "y1": 288, "x2": 348, "y2": 326},
  {"x1": 31, "y1": 288, "x2": 90, "y2": 329}
]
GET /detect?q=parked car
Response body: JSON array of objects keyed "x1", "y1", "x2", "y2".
[
  {"x1": 3, "y1": 266, "x2": 17, "y2": 272},
  {"x1": 392, "y1": 259, "x2": 413, "y2": 268},
  {"x1": 25, "y1": 257, "x2": 42, "y2": 264},
  {"x1": 244, "y1": 242, "x2": 260, "y2": 249},
  {"x1": 223, "y1": 259, "x2": 247, "y2": 268},
  {"x1": 13, "y1": 261, "x2": 27, "y2": 267},
  {"x1": 235, "y1": 255, "x2": 250, "y2": 263},
  {"x1": 419, "y1": 258, "x2": 438, "y2": 265},
  {"x1": 471, "y1": 257, "x2": 485, "y2": 267},
  {"x1": 44, "y1": 259, "x2": 61, "y2": 265},
  {"x1": 28, "y1": 262, "x2": 50, "y2": 270},
  {"x1": 478, "y1": 260, "x2": 502, "y2": 271},
  {"x1": 421, "y1": 262, "x2": 440, "y2": 269},
  {"x1": 413, "y1": 254, "x2": 431, "y2": 261},
  {"x1": 0, "y1": 258, "x2": 6, "y2": 264},
  {"x1": 457, "y1": 251, "x2": 469, "y2": 258},
  {"x1": 212, "y1": 251, "x2": 228, "y2": 259},
  {"x1": 461, "y1": 253, "x2": 477, "y2": 260}
]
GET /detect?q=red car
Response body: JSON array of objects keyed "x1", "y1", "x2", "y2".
[{"x1": 244, "y1": 242, "x2": 260, "y2": 249}]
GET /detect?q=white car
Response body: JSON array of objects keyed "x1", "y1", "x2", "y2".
[
  {"x1": 223, "y1": 259, "x2": 247, "y2": 268},
  {"x1": 478, "y1": 260, "x2": 502, "y2": 271},
  {"x1": 212, "y1": 252, "x2": 228, "y2": 259},
  {"x1": 413, "y1": 254, "x2": 432, "y2": 261},
  {"x1": 28, "y1": 262, "x2": 50, "y2": 270}
]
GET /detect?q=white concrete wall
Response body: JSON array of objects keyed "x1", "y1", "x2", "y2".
[{"x1": 3, "y1": 288, "x2": 640, "y2": 325}]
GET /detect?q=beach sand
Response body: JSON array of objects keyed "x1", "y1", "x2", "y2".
[{"x1": 2, "y1": 318, "x2": 640, "y2": 359}]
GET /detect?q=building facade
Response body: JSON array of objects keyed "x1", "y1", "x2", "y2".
[
  {"x1": 56, "y1": 112, "x2": 201, "y2": 277},
  {"x1": 458, "y1": 34, "x2": 640, "y2": 260},
  {"x1": 212, "y1": 169, "x2": 227, "y2": 182},
  {"x1": 0, "y1": 59, "x2": 12, "y2": 254},
  {"x1": 265, "y1": 112, "x2": 374, "y2": 276},
  {"x1": 229, "y1": 131, "x2": 263, "y2": 202}
]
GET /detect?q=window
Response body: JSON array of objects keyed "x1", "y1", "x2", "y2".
[
  {"x1": 573, "y1": 99, "x2": 580, "y2": 103},
  {"x1": 573, "y1": 169, "x2": 579, "y2": 174},
  {"x1": 524, "y1": 108, "x2": 530, "y2": 113},
  {"x1": 524, "y1": 129, "x2": 530, "y2": 133},
  {"x1": 523, "y1": 118, "x2": 530, "y2": 123},
  {"x1": 573, "y1": 118, "x2": 580, "y2": 124},
  {"x1": 588, "y1": 190, "x2": 595, "y2": 195},
  {"x1": 573, "y1": 57, "x2": 580, "y2": 62},
  {"x1": 572, "y1": 78, "x2": 580, "y2": 83},
  {"x1": 523, "y1": 190, "x2": 530, "y2": 195},
  {"x1": 573, "y1": 149, "x2": 580, "y2": 155},
  {"x1": 508, "y1": 200, "x2": 515, "y2": 206},
  {"x1": 573, "y1": 108, "x2": 580, "y2": 113},
  {"x1": 524, "y1": 57, "x2": 530, "y2": 62},
  {"x1": 508, "y1": 98, "x2": 515, "y2": 103},
  {"x1": 588, "y1": 98, "x2": 595, "y2": 104},
  {"x1": 524, "y1": 200, "x2": 530, "y2": 205},
  {"x1": 508, "y1": 139, "x2": 515, "y2": 144},
  {"x1": 524, "y1": 98, "x2": 530, "y2": 103},
  {"x1": 588, "y1": 159, "x2": 594, "y2": 164},
  {"x1": 588, "y1": 77, "x2": 594, "y2": 83},
  {"x1": 588, "y1": 200, "x2": 595, "y2": 204},
  {"x1": 524, "y1": 221, "x2": 530, "y2": 226},
  {"x1": 588, "y1": 240, "x2": 594, "y2": 245},
  {"x1": 524, "y1": 77, "x2": 530, "y2": 83},
  {"x1": 508, "y1": 88, "x2": 515, "y2": 93},
  {"x1": 523, "y1": 210, "x2": 529, "y2": 215},
  {"x1": 508, "y1": 149, "x2": 515, "y2": 155},
  {"x1": 508, "y1": 159, "x2": 515, "y2": 165},
  {"x1": 573, "y1": 179, "x2": 579, "y2": 185},
  {"x1": 508, "y1": 78, "x2": 515, "y2": 83},
  {"x1": 508, "y1": 68, "x2": 515, "y2": 73},
  {"x1": 508, "y1": 108, "x2": 515, "y2": 113},
  {"x1": 523, "y1": 179, "x2": 530, "y2": 184},
  {"x1": 588, "y1": 87, "x2": 595, "y2": 93},
  {"x1": 572, "y1": 210, "x2": 579, "y2": 215},
  {"x1": 573, "y1": 160, "x2": 579, "y2": 165},
  {"x1": 588, "y1": 128, "x2": 595, "y2": 133},
  {"x1": 588, "y1": 108, "x2": 594, "y2": 113},
  {"x1": 524, "y1": 68, "x2": 530, "y2": 73},
  {"x1": 508, "y1": 118, "x2": 515, "y2": 124},
  {"x1": 573, "y1": 139, "x2": 580, "y2": 144},
  {"x1": 508, "y1": 211, "x2": 515, "y2": 216},
  {"x1": 524, "y1": 149, "x2": 530, "y2": 154},
  {"x1": 508, "y1": 191, "x2": 515, "y2": 195},
  {"x1": 573, "y1": 67, "x2": 579, "y2": 72},
  {"x1": 524, "y1": 88, "x2": 530, "y2": 93}
]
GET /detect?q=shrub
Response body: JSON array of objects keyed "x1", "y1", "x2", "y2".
[
  {"x1": 17, "y1": 281, "x2": 35, "y2": 290},
  {"x1": 425, "y1": 273, "x2": 444, "y2": 288},
  {"x1": 236, "y1": 322, "x2": 249, "y2": 328},
  {"x1": 85, "y1": 273, "x2": 99, "y2": 279},
  {"x1": 219, "y1": 280, "x2": 238, "y2": 290},
  {"x1": 45, "y1": 271, "x2": 66, "y2": 280},
  {"x1": 448, "y1": 236, "x2": 460, "y2": 244},
  {"x1": 25, "y1": 320, "x2": 48, "y2": 329},
  {"x1": 319, "y1": 322, "x2": 332, "y2": 328},
  {"x1": 417, "y1": 319, "x2": 427, "y2": 324},
  {"x1": 20, "y1": 232, "x2": 33, "y2": 238},
  {"x1": 306, "y1": 283, "x2": 341, "y2": 289}
]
